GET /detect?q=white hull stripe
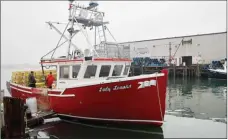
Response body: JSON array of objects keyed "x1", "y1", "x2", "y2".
[
  {"x1": 58, "y1": 114, "x2": 165, "y2": 124},
  {"x1": 10, "y1": 82, "x2": 32, "y2": 90},
  {"x1": 11, "y1": 86, "x2": 32, "y2": 94},
  {"x1": 10, "y1": 82, "x2": 64, "y2": 92},
  {"x1": 10, "y1": 86, "x2": 74, "y2": 97},
  {"x1": 48, "y1": 94, "x2": 75, "y2": 97}
]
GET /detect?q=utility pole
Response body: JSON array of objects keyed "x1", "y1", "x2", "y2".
[{"x1": 169, "y1": 42, "x2": 172, "y2": 66}]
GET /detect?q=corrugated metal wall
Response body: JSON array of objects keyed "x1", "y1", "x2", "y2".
[{"x1": 120, "y1": 32, "x2": 226, "y2": 64}]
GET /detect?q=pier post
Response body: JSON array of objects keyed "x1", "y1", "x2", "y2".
[
  {"x1": 1, "y1": 90, "x2": 4, "y2": 138},
  {"x1": 197, "y1": 64, "x2": 200, "y2": 77},
  {"x1": 132, "y1": 66, "x2": 135, "y2": 76},
  {"x1": 191, "y1": 69, "x2": 193, "y2": 77},
  {"x1": 3, "y1": 97, "x2": 25, "y2": 138},
  {"x1": 1, "y1": 90, "x2": 4, "y2": 128}
]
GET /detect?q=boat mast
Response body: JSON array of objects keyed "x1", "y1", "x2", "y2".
[{"x1": 67, "y1": 0, "x2": 74, "y2": 59}]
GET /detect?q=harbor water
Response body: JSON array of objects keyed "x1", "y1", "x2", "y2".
[{"x1": 1, "y1": 65, "x2": 227, "y2": 138}]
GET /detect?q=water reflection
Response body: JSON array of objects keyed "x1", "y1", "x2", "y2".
[
  {"x1": 32, "y1": 119, "x2": 164, "y2": 139},
  {"x1": 166, "y1": 77, "x2": 227, "y2": 120},
  {"x1": 30, "y1": 116, "x2": 226, "y2": 139}
]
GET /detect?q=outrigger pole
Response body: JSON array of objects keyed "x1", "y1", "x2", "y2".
[{"x1": 40, "y1": 0, "x2": 76, "y2": 81}]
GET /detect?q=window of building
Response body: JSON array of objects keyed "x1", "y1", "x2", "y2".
[
  {"x1": 72, "y1": 65, "x2": 81, "y2": 78},
  {"x1": 59, "y1": 66, "x2": 70, "y2": 79},
  {"x1": 112, "y1": 65, "x2": 123, "y2": 76},
  {"x1": 99, "y1": 65, "x2": 111, "y2": 77},
  {"x1": 123, "y1": 65, "x2": 130, "y2": 75},
  {"x1": 84, "y1": 65, "x2": 97, "y2": 78}
]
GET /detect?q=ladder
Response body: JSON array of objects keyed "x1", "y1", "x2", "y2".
[{"x1": 97, "y1": 25, "x2": 107, "y2": 57}]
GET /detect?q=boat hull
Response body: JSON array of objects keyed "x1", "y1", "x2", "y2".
[
  {"x1": 208, "y1": 70, "x2": 227, "y2": 79},
  {"x1": 8, "y1": 71, "x2": 168, "y2": 126}
]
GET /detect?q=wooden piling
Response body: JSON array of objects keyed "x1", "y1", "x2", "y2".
[
  {"x1": 3, "y1": 97, "x2": 25, "y2": 139},
  {"x1": 1, "y1": 90, "x2": 4, "y2": 128},
  {"x1": 185, "y1": 67, "x2": 187, "y2": 77},
  {"x1": 197, "y1": 64, "x2": 200, "y2": 77},
  {"x1": 1, "y1": 90, "x2": 4, "y2": 138}
]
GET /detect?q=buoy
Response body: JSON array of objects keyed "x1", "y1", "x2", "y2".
[{"x1": 26, "y1": 97, "x2": 38, "y2": 117}]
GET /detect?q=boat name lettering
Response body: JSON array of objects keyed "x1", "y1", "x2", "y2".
[
  {"x1": 99, "y1": 85, "x2": 132, "y2": 92},
  {"x1": 138, "y1": 80, "x2": 156, "y2": 89}
]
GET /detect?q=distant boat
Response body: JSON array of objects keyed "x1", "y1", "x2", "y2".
[{"x1": 208, "y1": 60, "x2": 227, "y2": 79}]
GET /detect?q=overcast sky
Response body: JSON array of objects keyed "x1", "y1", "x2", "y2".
[{"x1": 1, "y1": 1, "x2": 226, "y2": 65}]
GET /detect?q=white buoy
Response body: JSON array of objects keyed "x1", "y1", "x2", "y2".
[
  {"x1": 37, "y1": 131, "x2": 50, "y2": 139},
  {"x1": 43, "y1": 117, "x2": 61, "y2": 124},
  {"x1": 26, "y1": 97, "x2": 38, "y2": 117}
]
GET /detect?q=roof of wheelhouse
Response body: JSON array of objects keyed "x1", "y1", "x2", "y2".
[{"x1": 40, "y1": 57, "x2": 132, "y2": 64}]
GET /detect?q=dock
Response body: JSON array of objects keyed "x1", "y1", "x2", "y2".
[
  {"x1": 130, "y1": 64, "x2": 202, "y2": 78},
  {"x1": 167, "y1": 64, "x2": 201, "y2": 77},
  {"x1": 0, "y1": 90, "x2": 57, "y2": 139}
]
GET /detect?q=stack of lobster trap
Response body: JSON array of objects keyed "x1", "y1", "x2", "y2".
[{"x1": 11, "y1": 70, "x2": 57, "y2": 88}]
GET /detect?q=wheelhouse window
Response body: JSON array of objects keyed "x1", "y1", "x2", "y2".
[
  {"x1": 72, "y1": 65, "x2": 81, "y2": 78},
  {"x1": 99, "y1": 65, "x2": 111, "y2": 77},
  {"x1": 112, "y1": 65, "x2": 123, "y2": 76},
  {"x1": 84, "y1": 65, "x2": 97, "y2": 78},
  {"x1": 123, "y1": 65, "x2": 130, "y2": 75},
  {"x1": 59, "y1": 66, "x2": 69, "y2": 79}
]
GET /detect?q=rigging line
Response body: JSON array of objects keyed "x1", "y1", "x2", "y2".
[
  {"x1": 41, "y1": 24, "x2": 81, "y2": 60},
  {"x1": 60, "y1": 32, "x2": 78, "y2": 49},
  {"x1": 105, "y1": 26, "x2": 117, "y2": 42},
  {"x1": 73, "y1": 17, "x2": 93, "y2": 47},
  {"x1": 155, "y1": 72, "x2": 164, "y2": 122},
  {"x1": 172, "y1": 38, "x2": 184, "y2": 57},
  {"x1": 71, "y1": 5, "x2": 93, "y2": 48},
  {"x1": 84, "y1": 27, "x2": 91, "y2": 48},
  {"x1": 51, "y1": 21, "x2": 71, "y2": 59},
  {"x1": 105, "y1": 26, "x2": 122, "y2": 57},
  {"x1": 73, "y1": 17, "x2": 99, "y2": 57},
  {"x1": 41, "y1": 21, "x2": 70, "y2": 59}
]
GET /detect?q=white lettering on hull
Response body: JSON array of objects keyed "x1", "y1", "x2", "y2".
[
  {"x1": 99, "y1": 85, "x2": 132, "y2": 92},
  {"x1": 138, "y1": 80, "x2": 156, "y2": 89}
]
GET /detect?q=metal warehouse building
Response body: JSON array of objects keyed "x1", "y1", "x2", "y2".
[{"x1": 119, "y1": 32, "x2": 227, "y2": 65}]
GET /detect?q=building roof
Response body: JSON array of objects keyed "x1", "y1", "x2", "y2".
[{"x1": 119, "y1": 31, "x2": 227, "y2": 44}]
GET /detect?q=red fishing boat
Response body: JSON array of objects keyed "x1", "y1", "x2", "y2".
[{"x1": 7, "y1": 1, "x2": 168, "y2": 126}]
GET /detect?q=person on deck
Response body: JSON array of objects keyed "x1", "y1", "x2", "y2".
[
  {"x1": 46, "y1": 72, "x2": 55, "y2": 89},
  {"x1": 28, "y1": 71, "x2": 36, "y2": 88}
]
